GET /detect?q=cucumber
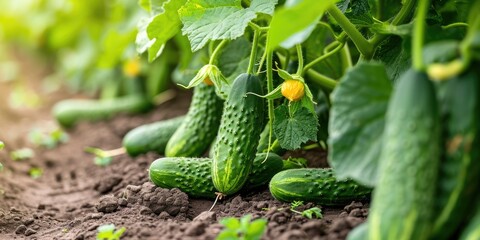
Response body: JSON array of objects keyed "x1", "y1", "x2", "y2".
[
  {"x1": 122, "y1": 116, "x2": 186, "y2": 157},
  {"x1": 211, "y1": 73, "x2": 265, "y2": 196},
  {"x1": 368, "y1": 69, "x2": 441, "y2": 240},
  {"x1": 53, "y1": 95, "x2": 152, "y2": 128},
  {"x1": 165, "y1": 83, "x2": 224, "y2": 157},
  {"x1": 269, "y1": 168, "x2": 371, "y2": 206},
  {"x1": 149, "y1": 153, "x2": 283, "y2": 199},
  {"x1": 459, "y1": 201, "x2": 480, "y2": 240},
  {"x1": 432, "y1": 70, "x2": 480, "y2": 239}
]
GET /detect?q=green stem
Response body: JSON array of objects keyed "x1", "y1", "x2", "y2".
[
  {"x1": 296, "y1": 44, "x2": 304, "y2": 75},
  {"x1": 328, "y1": 5, "x2": 373, "y2": 59},
  {"x1": 248, "y1": 22, "x2": 269, "y2": 32},
  {"x1": 256, "y1": 47, "x2": 267, "y2": 75},
  {"x1": 266, "y1": 41, "x2": 275, "y2": 156},
  {"x1": 442, "y1": 22, "x2": 468, "y2": 29},
  {"x1": 247, "y1": 30, "x2": 260, "y2": 74},
  {"x1": 339, "y1": 43, "x2": 353, "y2": 73},
  {"x1": 302, "y1": 41, "x2": 345, "y2": 73},
  {"x1": 369, "y1": 0, "x2": 417, "y2": 48},
  {"x1": 208, "y1": 40, "x2": 229, "y2": 65},
  {"x1": 412, "y1": 0, "x2": 430, "y2": 71}
]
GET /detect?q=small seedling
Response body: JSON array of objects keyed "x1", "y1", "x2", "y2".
[
  {"x1": 29, "y1": 167, "x2": 43, "y2": 179},
  {"x1": 289, "y1": 201, "x2": 323, "y2": 219},
  {"x1": 10, "y1": 148, "x2": 34, "y2": 161},
  {"x1": 28, "y1": 128, "x2": 69, "y2": 149},
  {"x1": 85, "y1": 147, "x2": 125, "y2": 167},
  {"x1": 0, "y1": 141, "x2": 4, "y2": 150},
  {"x1": 217, "y1": 214, "x2": 267, "y2": 240},
  {"x1": 96, "y1": 224, "x2": 126, "y2": 240}
]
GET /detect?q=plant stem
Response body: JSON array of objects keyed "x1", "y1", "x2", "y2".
[
  {"x1": 442, "y1": 22, "x2": 468, "y2": 29},
  {"x1": 208, "y1": 40, "x2": 229, "y2": 65},
  {"x1": 327, "y1": 5, "x2": 373, "y2": 59},
  {"x1": 247, "y1": 30, "x2": 260, "y2": 74},
  {"x1": 302, "y1": 41, "x2": 345, "y2": 73},
  {"x1": 369, "y1": 0, "x2": 417, "y2": 48},
  {"x1": 412, "y1": 0, "x2": 430, "y2": 71},
  {"x1": 266, "y1": 38, "x2": 275, "y2": 155},
  {"x1": 256, "y1": 47, "x2": 267, "y2": 75},
  {"x1": 339, "y1": 43, "x2": 353, "y2": 73},
  {"x1": 296, "y1": 44, "x2": 304, "y2": 75},
  {"x1": 248, "y1": 22, "x2": 269, "y2": 32}
]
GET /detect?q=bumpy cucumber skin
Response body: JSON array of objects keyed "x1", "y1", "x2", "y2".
[
  {"x1": 165, "y1": 83, "x2": 224, "y2": 157},
  {"x1": 53, "y1": 95, "x2": 152, "y2": 128},
  {"x1": 149, "y1": 153, "x2": 283, "y2": 199},
  {"x1": 123, "y1": 116, "x2": 186, "y2": 156},
  {"x1": 269, "y1": 168, "x2": 371, "y2": 206},
  {"x1": 432, "y1": 70, "x2": 480, "y2": 239},
  {"x1": 212, "y1": 74, "x2": 265, "y2": 195},
  {"x1": 368, "y1": 69, "x2": 441, "y2": 240}
]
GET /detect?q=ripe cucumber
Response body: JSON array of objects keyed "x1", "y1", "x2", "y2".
[
  {"x1": 122, "y1": 116, "x2": 186, "y2": 156},
  {"x1": 149, "y1": 153, "x2": 283, "y2": 199},
  {"x1": 53, "y1": 95, "x2": 152, "y2": 128},
  {"x1": 368, "y1": 69, "x2": 441, "y2": 240},
  {"x1": 211, "y1": 73, "x2": 265, "y2": 196},
  {"x1": 432, "y1": 70, "x2": 480, "y2": 239},
  {"x1": 269, "y1": 168, "x2": 371, "y2": 206},
  {"x1": 165, "y1": 83, "x2": 224, "y2": 157}
]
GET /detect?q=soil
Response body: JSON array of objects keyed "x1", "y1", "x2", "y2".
[{"x1": 0, "y1": 50, "x2": 368, "y2": 240}]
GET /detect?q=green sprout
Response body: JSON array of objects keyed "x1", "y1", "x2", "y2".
[
  {"x1": 28, "y1": 128, "x2": 69, "y2": 149},
  {"x1": 0, "y1": 141, "x2": 4, "y2": 150},
  {"x1": 85, "y1": 147, "x2": 125, "y2": 167},
  {"x1": 96, "y1": 224, "x2": 126, "y2": 240},
  {"x1": 29, "y1": 167, "x2": 43, "y2": 179},
  {"x1": 10, "y1": 148, "x2": 34, "y2": 161},
  {"x1": 217, "y1": 214, "x2": 267, "y2": 240},
  {"x1": 289, "y1": 201, "x2": 323, "y2": 219}
]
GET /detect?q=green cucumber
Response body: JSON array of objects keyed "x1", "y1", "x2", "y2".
[
  {"x1": 149, "y1": 153, "x2": 283, "y2": 199},
  {"x1": 211, "y1": 73, "x2": 265, "y2": 196},
  {"x1": 459, "y1": 201, "x2": 480, "y2": 240},
  {"x1": 432, "y1": 70, "x2": 480, "y2": 239},
  {"x1": 122, "y1": 116, "x2": 186, "y2": 157},
  {"x1": 165, "y1": 83, "x2": 224, "y2": 157},
  {"x1": 53, "y1": 95, "x2": 152, "y2": 128},
  {"x1": 269, "y1": 168, "x2": 371, "y2": 206},
  {"x1": 368, "y1": 69, "x2": 441, "y2": 240}
]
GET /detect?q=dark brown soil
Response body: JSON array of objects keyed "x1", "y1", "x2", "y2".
[{"x1": 0, "y1": 51, "x2": 368, "y2": 240}]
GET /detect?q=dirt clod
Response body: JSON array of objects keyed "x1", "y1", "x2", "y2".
[{"x1": 96, "y1": 195, "x2": 119, "y2": 213}]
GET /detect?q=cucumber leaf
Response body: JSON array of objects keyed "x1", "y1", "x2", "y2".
[
  {"x1": 267, "y1": 0, "x2": 336, "y2": 50},
  {"x1": 136, "y1": 0, "x2": 187, "y2": 62},
  {"x1": 273, "y1": 104, "x2": 318, "y2": 150},
  {"x1": 328, "y1": 62, "x2": 392, "y2": 187},
  {"x1": 179, "y1": 0, "x2": 277, "y2": 52}
]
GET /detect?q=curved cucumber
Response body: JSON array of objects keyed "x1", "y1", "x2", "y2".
[
  {"x1": 165, "y1": 83, "x2": 224, "y2": 157},
  {"x1": 368, "y1": 69, "x2": 441, "y2": 240},
  {"x1": 269, "y1": 168, "x2": 371, "y2": 206},
  {"x1": 149, "y1": 153, "x2": 283, "y2": 199},
  {"x1": 53, "y1": 95, "x2": 152, "y2": 128},
  {"x1": 432, "y1": 70, "x2": 480, "y2": 239},
  {"x1": 122, "y1": 116, "x2": 186, "y2": 156},
  {"x1": 211, "y1": 73, "x2": 265, "y2": 195}
]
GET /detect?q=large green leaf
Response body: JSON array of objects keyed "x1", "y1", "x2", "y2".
[
  {"x1": 267, "y1": 0, "x2": 336, "y2": 50},
  {"x1": 136, "y1": 0, "x2": 186, "y2": 62},
  {"x1": 328, "y1": 62, "x2": 392, "y2": 187},
  {"x1": 274, "y1": 104, "x2": 318, "y2": 150},
  {"x1": 179, "y1": 0, "x2": 277, "y2": 52}
]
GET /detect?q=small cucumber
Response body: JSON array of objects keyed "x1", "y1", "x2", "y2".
[
  {"x1": 269, "y1": 168, "x2": 371, "y2": 206},
  {"x1": 53, "y1": 95, "x2": 152, "y2": 128},
  {"x1": 122, "y1": 116, "x2": 186, "y2": 156},
  {"x1": 368, "y1": 69, "x2": 441, "y2": 240},
  {"x1": 211, "y1": 73, "x2": 265, "y2": 196},
  {"x1": 149, "y1": 153, "x2": 283, "y2": 199},
  {"x1": 165, "y1": 83, "x2": 224, "y2": 157},
  {"x1": 432, "y1": 70, "x2": 480, "y2": 239}
]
